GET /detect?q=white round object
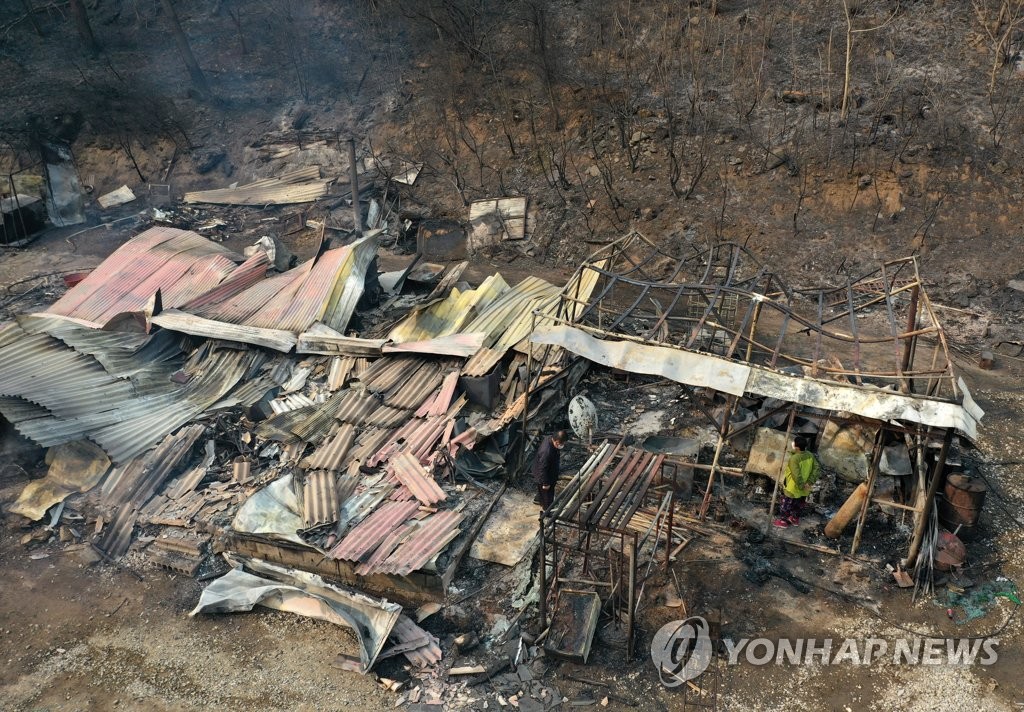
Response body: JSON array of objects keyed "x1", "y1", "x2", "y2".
[{"x1": 568, "y1": 395, "x2": 598, "y2": 440}]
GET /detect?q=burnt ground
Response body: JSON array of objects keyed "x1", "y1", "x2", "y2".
[{"x1": 1, "y1": 221, "x2": 1023, "y2": 711}]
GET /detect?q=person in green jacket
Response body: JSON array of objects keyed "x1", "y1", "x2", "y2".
[{"x1": 773, "y1": 435, "x2": 820, "y2": 528}]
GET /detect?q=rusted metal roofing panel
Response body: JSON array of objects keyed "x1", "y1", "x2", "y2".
[
  {"x1": 333, "y1": 391, "x2": 383, "y2": 425},
  {"x1": 329, "y1": 500, "x2": 420, "y2": 562},
  {"x1": 433, "y1": 371, "x2": 461, "y2": 416},
  {"x1": 354, "y1": 522, "x2": 415, "y2": 576},
  {"x1": 461, "y1": 347, "x2": 505, "y2": 378},
  {"x1": 181, "y1": 251, "x2": 271, "y2": 310},
  {"x1": 409, "y1": 417, "x2": 451, "y2": 463},
  {"x1": 368, "y1": 416, "x2": 421, "y2": 466},
  {"x1": 384, "y1": 361, "x2": 443, "y2": 410},
  {"x1": 142, "y1": 253, "x2": 239, "y2": 310},
  {"x1": 389, "y1": 451, "x2": 446, "y2": 505},
  {"x1": 376, "y1": 510, "x2": 464, "y2": 576},
  {"x1": 193, "y1": 263, "x2": 308, "y2": 324},
  {"x1": 301, "y1": 423, "x2": 356, "y2": 471},
  {"x1": 250, "y1": 249, "x2": 344, "y2": 331},
  {"x1": 183, "y1": 167, "x2": 330, "y2": 206},
  {"x1": 48, "y1": 227, "x2": 239, "y2": 320},
  {"x1": 49, "y1": 230, "x2": 245, "y2": 325},
  {"x1": 349, "y1": 427, "x2": 397, "y2": 465},
  {"x1": 327, "y1": 357, "x2": 356, "y2": 391},
  {"x1": 303, "y1": 470, "x2": 339, "y2": 528},
  {"x1": 360, "y1": 355, "x2": 422, "y2": 392},
  {"x1": 390, "y1": 615, "x2": 443, "y2": 667}
]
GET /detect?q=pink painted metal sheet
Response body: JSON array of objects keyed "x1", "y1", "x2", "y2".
[{"x1": 329, "y1": 500, "x2": 420, "y2": 562}]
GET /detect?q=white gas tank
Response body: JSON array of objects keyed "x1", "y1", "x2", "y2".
[{"x1": 568, "y1": 394, "x2": 598, "y2": 443}]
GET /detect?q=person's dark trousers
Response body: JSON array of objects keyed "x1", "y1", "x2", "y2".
[{"x1": 538, "y1": 484, "x2": 554, "y2": 509}]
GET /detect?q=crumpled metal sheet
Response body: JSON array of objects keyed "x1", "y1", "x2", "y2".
[
  {"x1": 231, "y1": 474, "x2": 306, "y2": 545},
  {"x1": 532, "y1": 324, "x2": 981, "y2": 438},
  {"x1": 190, "y1": 556, "x2": 401, "y2": 673}
]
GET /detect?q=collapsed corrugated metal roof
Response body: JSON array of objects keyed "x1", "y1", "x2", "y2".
[
  {"x1": 46, "y1": 226, "x2": 269, "y2": 326},
  {"x1": 159, "y1": 232, "x2": 380, "y2": 351},
  {"x1": 45, "y1": 226, "x2": 379, "y2": 352},
  {"x1": 0, "y1": 319, "x2": 275, "y2": 463}
]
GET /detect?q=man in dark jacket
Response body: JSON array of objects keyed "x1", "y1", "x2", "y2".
[{"x1": 532, "y1": 430, "x2": 567, "y2": 509}]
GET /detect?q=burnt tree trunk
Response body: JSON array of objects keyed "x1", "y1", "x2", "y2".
[
  {"x1": 159, "y1": 0, "x2": 209, "y2": 93},
  {"x1": 68, "y1": 0, "x2": 99, "y2": 54}
]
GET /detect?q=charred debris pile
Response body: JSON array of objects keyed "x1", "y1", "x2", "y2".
[{"x1": 0, "y1": 168, "x2": 988, "y2": 704}]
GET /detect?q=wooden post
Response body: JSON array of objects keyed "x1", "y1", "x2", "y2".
[
  {"x1": 159, "y1": 0, "x2": 209, "y2": 92},
  {"x1": 850, "y1": 430, "x2": 885, "y2": 555},
  {"x1": 900, "y1": 284, "x2": 919, "y2": 393},
  {"x1": 347, "y1": 139, "x2": 362, "y2": 235},
  {"x1": 903, "y1": 429, "x2": 953, "y2": 568},
  {"x1": 766, "y1": 406, "x2": 797, "y2": 531},
  {"x1": 519, "y1": 310, "x2": 537, "y2": 484},
  {"x1": 744, "y1": 299, "x2": 762, "y2": 362},
  {"x1": 664, "y1": 491, "x2": 674, "y2": 571},
  {"x1": 698, "y1": 396, "x2": 738, "y2": 520},
  {"x1": 538, "y1": 513, "x2": 547, "y2": 628},
  {"x1": 626, "y1": 533, "x2": 636, "y2": 660}
]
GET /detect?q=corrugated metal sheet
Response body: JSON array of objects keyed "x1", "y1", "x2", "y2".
[
  {"x1": 414, "y1": 371, "x2": 460, "y2": 418},
  {"x1": 327, "y1": 357, "x2": 355, "y2": 391},
  {"x1": 47, "y1": 227, "x2": 247, "y2": 325},
  {"x1": 384, "y1": 361, "x2": 443, "y2": 410},
  {"x1": 302, "y1": 470, "x2": 339, "y2": 528},
  {"x1": 183, "y1": 167, "x2": 330, "y2": 205},
  {"x1": 463, "y1": 275, "x2": 560, "y2": 349},
  {"x1": 375, "y1": 510, "x2": 463, "y2": 576},
  {"x1": 387, "y1": 274, "x2": 509, "y2": 343},
  {"x1": 354, "y1": 522, "x2": 415, "y2": 576},
  {"x1": 0, "y1": 338, "x2": 262, "y2": 463},
  {"x1": 389, "y1": 451, "x2": 446, "y2": 505},
  {"x1": 337, "y1": 475, "x2": 395, "y2": 536},
  {"x1": 301, "y1": 423, "x2": 356, "y2": 471},
  {"x1": 172, "y1": 233, "x2": 379, "y2": 345},
  {"x1": 461, "y1": 347, "x2": 505, "y2": 378},
  {"x1": 360, "y1": 355, "x2": 422, "y2": 392},
  {"x1": 390, "y1": 615, "x2": 443, "y2": 667},
  {"x1": 349, "y1": 427, "x2": 397, "y2": 465},
  {"x1": 329, "y1": 500, "x2": 420, "y2": 562},
  {"x1": 333, "y1": 391, "x2": 383, "y2": 425},
  {"x1": 181, "y1": 251, "x2": 271, "y2": 310}
]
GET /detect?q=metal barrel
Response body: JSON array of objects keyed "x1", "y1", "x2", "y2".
[{"x1": 938, "y1": 473, "x2": 987, "y2": 530}]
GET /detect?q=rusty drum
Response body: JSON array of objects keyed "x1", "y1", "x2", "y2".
[{"x1": 938, "y1": 473, "x2": 987, "y2": 531}]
